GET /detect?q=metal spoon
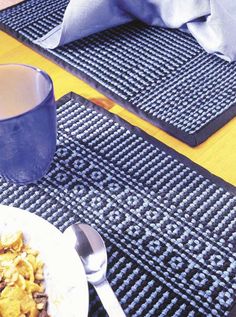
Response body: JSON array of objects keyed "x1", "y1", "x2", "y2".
[{"x1": 63, "y1": 223, "x2": 126, "y2": 317}]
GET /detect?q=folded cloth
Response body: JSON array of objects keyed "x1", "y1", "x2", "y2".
[
  {"x1": 35, "y1": 0, "x2": 132, "y2": 49},
  {"x1": 35, "y1": 0, "x2": 236, "y2": 62}
]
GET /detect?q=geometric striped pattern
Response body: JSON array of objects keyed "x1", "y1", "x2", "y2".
[
  {"x1": 0, "y1": 93, "x2": 235, "y2": 316},
  {"x1": 1, "y1": 0, "x2": 236, "y2": 146}
]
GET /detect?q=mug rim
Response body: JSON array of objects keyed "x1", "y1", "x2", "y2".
[{"x1": 0, "y1": 63, "x2": 54, "y2": 123}]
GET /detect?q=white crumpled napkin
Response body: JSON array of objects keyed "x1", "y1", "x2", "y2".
[{"x1": 35, "y1": 0, "x2": 236, "y2": 62}]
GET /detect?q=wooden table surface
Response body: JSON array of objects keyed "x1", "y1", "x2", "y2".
[
  {"x1": 0, "y1": 0, "x2": 24, "y2": 11},
  {"x1": 0, "y1": 30, "x2": 236, "y2": 186}
]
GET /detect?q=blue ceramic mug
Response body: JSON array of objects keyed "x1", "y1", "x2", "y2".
[{"x1": 0, "y1": 64, "x2": 57, "y2": 184}]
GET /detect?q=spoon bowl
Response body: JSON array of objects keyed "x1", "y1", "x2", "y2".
[
  {"x1": 63, "y1": 223, "x2": 126, "y2": 317},
  {"x1": 64, "y1": 223, "x2": 107, "y2": 285}
]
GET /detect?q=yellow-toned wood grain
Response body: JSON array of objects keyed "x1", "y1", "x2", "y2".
[
  {"x1": 0, "y1": 31, "x2": 236, "y2": 186},
  {"x1": 0, "y1": 0, "x2": 24, "y2": 11}
]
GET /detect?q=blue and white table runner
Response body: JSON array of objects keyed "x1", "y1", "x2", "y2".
[
  {"x1": 0, "y1": 93, "x2": 235, "y2": 316},
  {"x1": 1, "y1": 0, "x2": 236, "y2": 146}
]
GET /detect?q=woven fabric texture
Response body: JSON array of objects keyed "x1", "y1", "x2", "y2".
[
  {"x1": 0, "y1": 93, "x2": 236, "y2": 317},
  {"x1": 1, "y1": 0, "x2": 236, "y2": 146}
]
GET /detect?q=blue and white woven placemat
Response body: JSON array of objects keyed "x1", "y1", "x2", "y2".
[
  {"x1": 0, "y1": 92, "x2": 236, "y2": 317},
  {"x1": 1, "y1": 0, "x2": 236, "y2": 147}
]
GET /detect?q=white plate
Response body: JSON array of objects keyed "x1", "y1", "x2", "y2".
[{"x1": 0, "y1": 205, "x2": 89, "y2": 317}]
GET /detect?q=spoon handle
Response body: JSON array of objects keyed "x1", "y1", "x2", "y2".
[{"x1": 94, "y1": 278, "x2": 126, "y2": 317}]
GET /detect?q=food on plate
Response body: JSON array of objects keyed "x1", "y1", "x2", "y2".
[{"x1": 0, "y1": 231, "x2": 49, "y2": 317}]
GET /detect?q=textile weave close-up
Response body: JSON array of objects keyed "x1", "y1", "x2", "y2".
[
  {"x1": 0, "y1": 1, "x2": 236, "y2": 317},
  {"x1": 0, "y1": 93, "x2": 236, "y2": 317},
  {"x1": 1, "y1": 0, "x2": 236, "y2": 146}
]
